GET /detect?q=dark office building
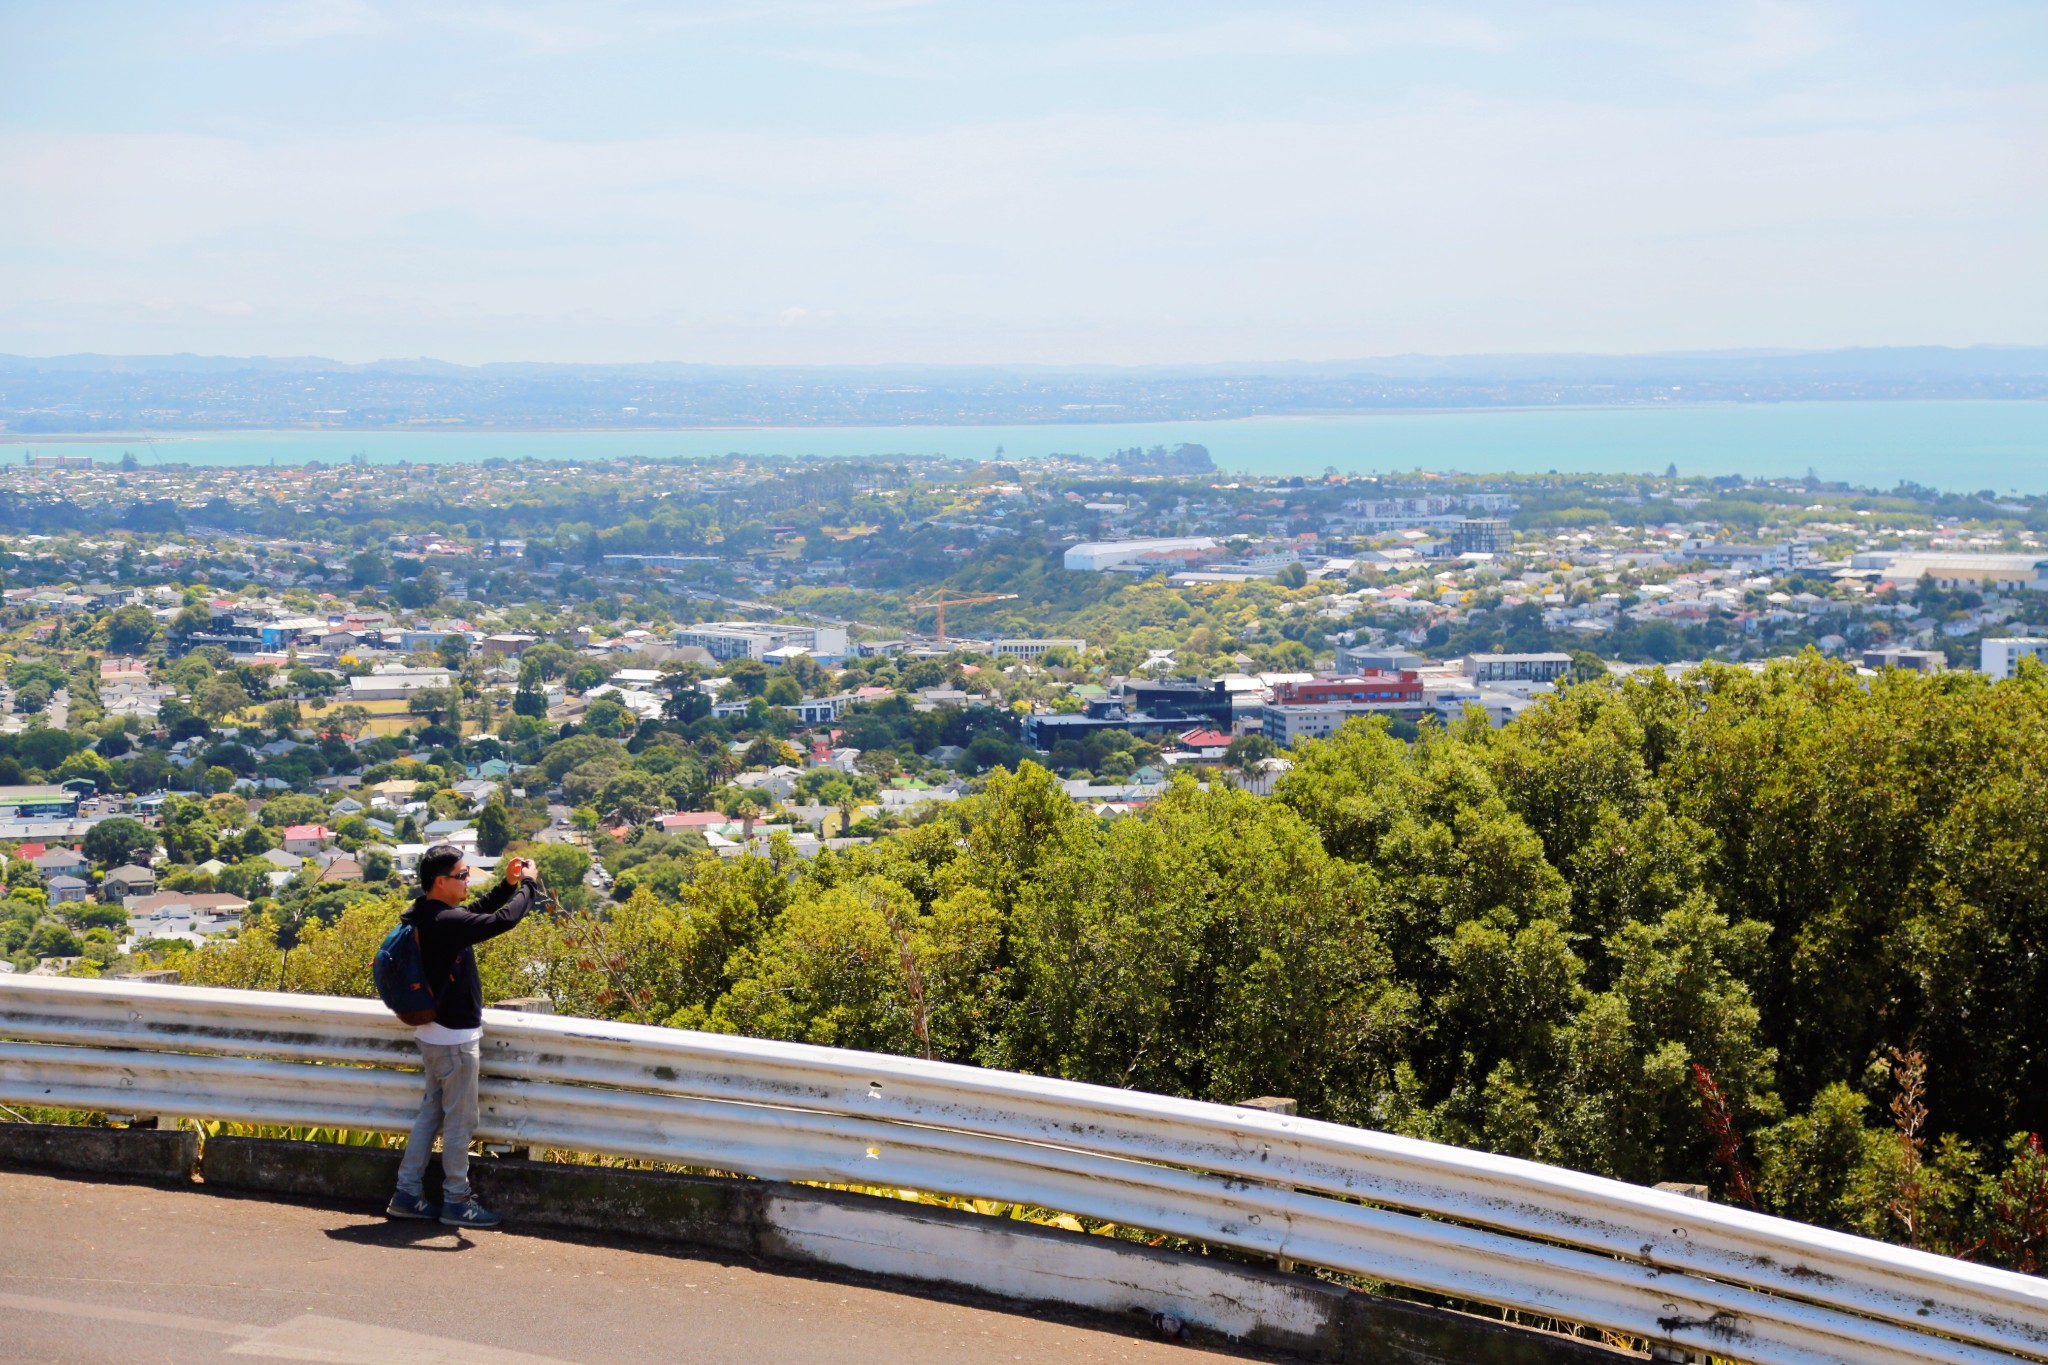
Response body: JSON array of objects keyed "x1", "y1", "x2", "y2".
[{"x1": 1117, "y1": 679, "x2": 1234, "y2": 726}]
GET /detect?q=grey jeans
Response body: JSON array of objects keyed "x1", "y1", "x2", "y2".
[{"x1": 396, "y1": 1038, "x2": 481, "y2": 1203}]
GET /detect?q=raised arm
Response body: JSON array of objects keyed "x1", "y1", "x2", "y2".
[{"x1": 442, "y1": 861, "x2": 538, "y2": 946}]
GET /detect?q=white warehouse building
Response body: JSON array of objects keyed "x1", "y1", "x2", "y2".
[
  {"x1": 1064, "y1": 538, "x2": 1218, "y2": 572},
  {"x1": 1851, "y1": 552, "x2": 2048, "y2": 591}
]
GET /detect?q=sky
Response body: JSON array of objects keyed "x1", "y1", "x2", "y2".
[{"x1": 0, "y1": 1, "x2": 2043, "y2": 366}]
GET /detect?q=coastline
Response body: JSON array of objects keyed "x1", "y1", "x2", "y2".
[
  {"x1": 4, "y1": 394, "x2": 2047, "y2": 445},
  {"x1": 0, "y1": 400, "x2": 2043, "y2": 491}
]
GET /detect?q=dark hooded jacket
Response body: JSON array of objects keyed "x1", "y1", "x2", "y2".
[{"x1": 402, "y1": 876, "x2": 536, "y2": 1031}]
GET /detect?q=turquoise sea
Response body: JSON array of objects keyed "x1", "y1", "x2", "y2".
[{"x1": 7, "y1": 400, "x2": 2048, "y2": 492}]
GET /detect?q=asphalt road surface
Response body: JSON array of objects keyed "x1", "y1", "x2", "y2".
[{"x1": 0, "y1": 1169, "x2": 1263, "y2": 1364}]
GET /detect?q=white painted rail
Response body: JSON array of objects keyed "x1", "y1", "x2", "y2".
[{"x1": 1, "y1": 976, "x2": 2043, "y2": 1364}]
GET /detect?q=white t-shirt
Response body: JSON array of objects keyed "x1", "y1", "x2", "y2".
[{"x1": 414, "y1": 1022, "x2": 483, "y2": 1046}]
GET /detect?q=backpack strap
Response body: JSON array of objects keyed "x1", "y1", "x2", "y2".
[{"x1": 410, "y1": 924, "x2": 459, "y2": 1005}]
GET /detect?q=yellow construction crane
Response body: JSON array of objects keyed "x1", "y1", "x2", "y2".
[{"x1": 908, "y1": 589, "x2": 1018, "y2": 645}]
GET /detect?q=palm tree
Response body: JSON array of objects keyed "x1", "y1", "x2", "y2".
[{"x1": 1222, "y1": 733, "x2": 1280, "y2": 789}]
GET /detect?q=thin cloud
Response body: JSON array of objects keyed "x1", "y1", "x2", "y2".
[
  {"x1": 1674, "y1": 0, "x2": 1838, "y2": 87},
  {"x1": 1053, "y1": 10, "x2": 1512, "y2": 65},
  {"x1": 189, "y1": 0, "x2": 391, "y2": 51},
  {"x1": 414, "y1": 2, "x2": 614, "y2": 56}
]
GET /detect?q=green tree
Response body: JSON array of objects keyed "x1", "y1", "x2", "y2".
[
  {"x1": 82, "y1": 817, "x2": 157, "y2": 869},
  {"x1": 477, "y1": 802, "x2": 515, "y2": 856},
  {"x1": 348, "y1": 551, "x2": 387, "y2": 587},
  {"x1": 326, "y1": 703, "x2": 372, "y2": 740},
  {"x1": 663, "y1": 677, "x2": 710, "y2": 723},
  {"x1": 194, "y1": 676, "x2": 253, "y2": 722},
  {"x1": 596, "y1": 770, "x2": 669, "y2": 824},
  {"x1": 723, "y1": 659, "x2": 768, "y2": 697},
  {"x1": 258, "y1": 793, "x2": 329, "y2": 829},
  {"x1": 1567, "y1": 649, "x2": 1610, "y2": 685},
  {"x1": 159, "y1": 797, "x2": 221, "y2": 863},
  {"x1": 103, "y1": 605, "x2": 160, "y2": 654},
  {"x1": 1001, "y1": 777, "x2": 1408, "y2": 1119},
  {"x1": 406, "y1": 687, "x2": 455, "y2": 727},
  {"x1": 540, "y1": 734, "x2": 621, "y2": 783}
]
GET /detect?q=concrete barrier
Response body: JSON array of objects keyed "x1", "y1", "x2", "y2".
[
  {"x1": 201, "y1": 1134, "x2": 418, "y2": 1205},
  {"x1": 0, "y1": 1121, "x2": 197, "y2": 1184},
  {"x1": 189, "y1": 1136, "x2": 1629, "y2": 1363}
]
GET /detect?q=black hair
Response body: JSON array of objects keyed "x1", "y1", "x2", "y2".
[{"x1": 418, "y1": 843, "x2": 466, "y2": 892}]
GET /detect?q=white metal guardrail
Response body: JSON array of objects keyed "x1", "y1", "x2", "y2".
[{"x1": 1, "y1": 976, "x2": 2043, "y2": 1365}]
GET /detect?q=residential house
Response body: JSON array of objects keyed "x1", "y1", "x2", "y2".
[
  {"x1": 651, "y1": 812, "x2": 734, "y2": 836},
  {"x1": 451, "y1": 779, "x2": 500, "y2": 807},
  {"x1": 124, "y1": 891, "x2": 250, "y2": 920},
  {"x1": 792, "y1": 694, "x2": 854, "y2": 724},
  {"x1": 783, "y1": 804, "x2": 851, "y2": 836},
  {"x1": 46, "y1": 875, "x2": 89, "y2": 904},
  {"x1": 734, "y1": 766, "x2": 802, "y2": 802},
  {"x1": 879, "y1": 785, "x2": 962, "y2": 813},
  {"x1": 1058, "y1": 779, "x2": 1167, "y2": 805},
  {"x1": 423, "y1": 820, "x2": 477, "y2": 848},
  {"x1": 124, "y1": 891, "x2": 249, "y2": 944},
  {"x1": 30, "y1": 847, "x2": 88, "y2": 879},
  {"x1": 369, "y1": 780, "x2": 422, "y2": 807},
  {"x1": 281, "y1": 824, "x2": 334, "y2": 856},
  {"x1": 99, "y1": 865, "x2": 156, "y2": 903},
  {"x1": 318, "y1": 857, "x2": 365, "y2": 883}
]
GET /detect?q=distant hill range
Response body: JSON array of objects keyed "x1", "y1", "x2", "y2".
[{"x1": 0, "y1": 347, "x2": 2043, "y2": 434}]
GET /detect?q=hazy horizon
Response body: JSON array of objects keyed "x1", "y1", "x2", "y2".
[
  {"x1": 4, "y1": 2, "x2": 2044, "y2": 367},
  {"x1": 9, "y1": 343, "x2": 2048, "y2": 375}
]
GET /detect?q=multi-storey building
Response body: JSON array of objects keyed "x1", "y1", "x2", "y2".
[
  {"x1": 1462, "y1": 653, "x2": 1574, "y2": 684},
  {"x1": 672, "y1": 622, "x2": 849, "y2": 662},
  {"x1": 1259, "y1": 672, "x2": 1425, "y2": 746}
]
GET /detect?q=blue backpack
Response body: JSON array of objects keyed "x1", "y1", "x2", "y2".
[{"x1": 372, "y1": 920, "x2": 449, "y2": 1026}]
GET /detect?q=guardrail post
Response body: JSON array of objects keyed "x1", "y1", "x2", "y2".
[
  {"x1": 1239, "y1": 1098, "x2": 1299, "y2": 1270},
  {"x1": 486, "y1": 998, "x2": 554, "y2": 1160},
  {"x1": 1652, "y1": 1181, "x2": 1711, "y2": 1201},
  {"x1": 1648, "y1": 1184, "x2": 1710, "y2": 1363}
]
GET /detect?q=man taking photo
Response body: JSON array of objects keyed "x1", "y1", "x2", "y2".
[{"x1": 386, "y1": 843, "x2": 539, "y2": 1230}]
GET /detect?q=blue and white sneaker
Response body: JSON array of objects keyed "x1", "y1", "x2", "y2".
[
  {"x1": 385, "y1": 1190, "x2": 440, "y2": 1221},
  {"x1": 439, "y1": 1200, "x2": 503, "y2": 1230}
]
